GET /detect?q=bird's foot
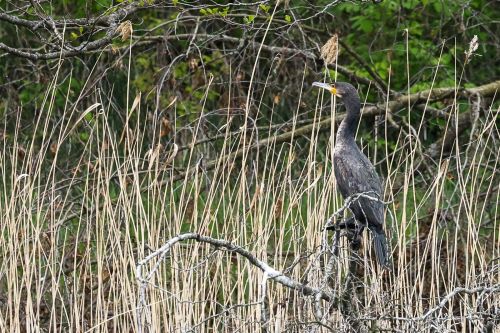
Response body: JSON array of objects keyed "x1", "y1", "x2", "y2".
[
  {"x1": 324, "y1": 216, "x2": 357, "y2": 231},
  {"x1": 347, "y1": 225, "x2": 365, "y2": 251},
  {"x1": 325, "y1": 217, "x2": 358, "y2": 256}
]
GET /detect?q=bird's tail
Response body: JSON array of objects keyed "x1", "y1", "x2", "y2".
[{"x1": 372, "y1": 230, "x2": 391, "y2": 270}]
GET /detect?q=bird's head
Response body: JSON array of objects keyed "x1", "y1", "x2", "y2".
[{"x1": 312, "y1": 81, "x2": 357, "y2": 99}]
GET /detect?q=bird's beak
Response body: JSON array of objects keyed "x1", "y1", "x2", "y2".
[{"x1": 312, "y1": 82, "x2": 339, "y2": 96}]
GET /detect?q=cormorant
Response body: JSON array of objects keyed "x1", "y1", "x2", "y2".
[{"x1": 313, "y1": 81, "x2": 391, "y2": 269}]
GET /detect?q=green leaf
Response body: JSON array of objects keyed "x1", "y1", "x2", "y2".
[
  {"x1": 352, "y1": 16, "x2": 374, "y2": 33},
  {"x1": 244, "y1": 15, "x2": 255, "y2": 24},
  {"x1": 84, "y1": 112, "x2": 94, "y2": 121},
  {"x1": 220, "y1": 7, "x2": 229, "y2": 18},
  {"x1": 259, "y1": 4, "x2": 270, "y2": 13},
  {"x1": 79, "y1": 132, "x2": 89, "y2": 142},
  {"x1": 285, "y1": 15, "x2": 291, "y2": 23}
]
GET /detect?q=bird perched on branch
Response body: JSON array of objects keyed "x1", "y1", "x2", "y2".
[{"x1": 313, "y1": 81, "x2": 391, "y2": 269}]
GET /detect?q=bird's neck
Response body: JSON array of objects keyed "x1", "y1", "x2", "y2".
[{"x1": 336, "y1": 96, "x2": 361, "y2": 143}]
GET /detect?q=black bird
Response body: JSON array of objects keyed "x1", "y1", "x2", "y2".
[{"x1": 313, "y1": 81, "x2": 391, "y2": 269}]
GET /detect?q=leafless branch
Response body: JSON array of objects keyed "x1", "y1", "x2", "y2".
[
  {"x1": 136, "y1": 233, "x2": 338, "y2": 333},
  {"x1": 0, "y1": 2, "x2": 143, "y2": 59},
  {"x1": 422, "y1": 285, "x2": 500, "y2": 320}
]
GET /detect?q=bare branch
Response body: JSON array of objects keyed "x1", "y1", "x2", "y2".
[
  {"x1": 136, "y1": 233, "x2": 338, "y2": 333},
  {"x1": 0, "y1": 2, "x2": 142, "y2": 59},
  {"x1": 422, "y1": 285, "x2": 500, "y2": 320},
  {"x1": 260, "y1": 272, "x2": 270, "y2": 331}
]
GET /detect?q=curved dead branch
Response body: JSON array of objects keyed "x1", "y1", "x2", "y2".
[{"x1": 136, "y1": 233, "x2": 338, "y2": 333}]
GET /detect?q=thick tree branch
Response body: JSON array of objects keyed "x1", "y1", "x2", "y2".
[{"x1": 154, "y1": 80, "x2": 499, "y2": 188}]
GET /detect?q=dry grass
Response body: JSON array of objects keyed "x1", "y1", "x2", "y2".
[{"x1": 1, "y1": 56, "x2": 499, "y2": 333}]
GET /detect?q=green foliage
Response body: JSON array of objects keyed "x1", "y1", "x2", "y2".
[
  {"x1": 259, "y1": 4, "x2": 271, "y2": 13},
  {"x1": 244, "y1": 15, "x2": 255, "y2": 24},
  {"x1": 335, "y1": 0, "x2": 494, "y2": 89},
  {"x1": 200, "y1": 6, "x2": 229, "y2": 17}
]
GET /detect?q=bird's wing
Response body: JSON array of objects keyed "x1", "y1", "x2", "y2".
[
  {"x1": 333, "y1": 148, "x2": 382, "y2": 195},
  {"x1": 333, "y1": 147, "x2": 384, "y2": 229}
]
